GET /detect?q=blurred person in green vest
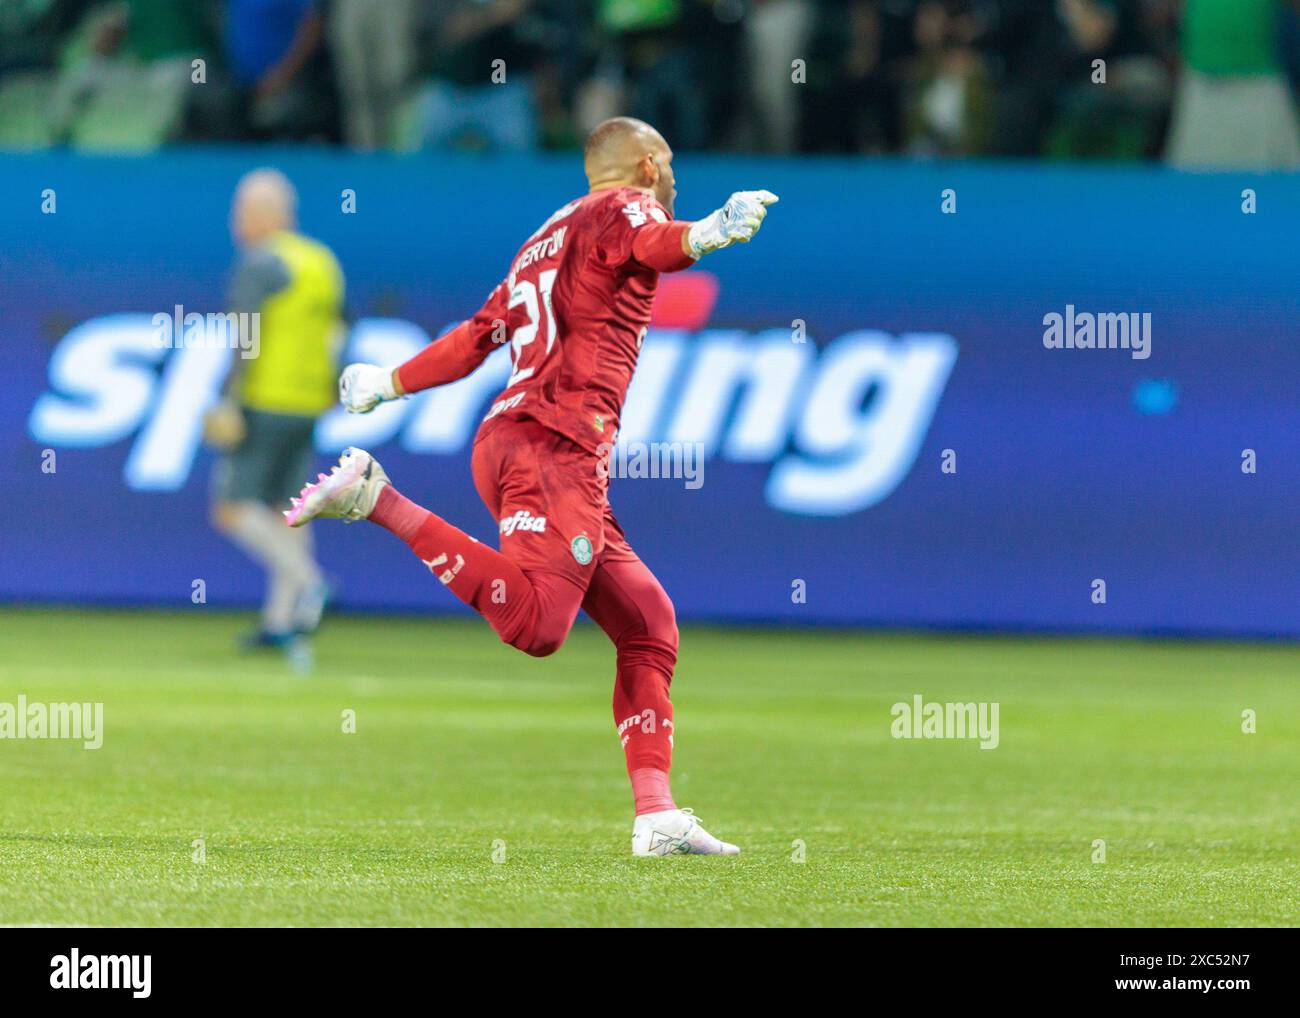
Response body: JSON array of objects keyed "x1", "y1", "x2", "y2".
[
  {"x1": 206, "y1": 168, "x2": 344, "y2": 667},
  {"x1": 1166, "y1": 0, "x2": 1300, "y2": 168}
]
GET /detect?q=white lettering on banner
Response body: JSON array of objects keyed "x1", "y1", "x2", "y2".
[
  {"x1": 662, "y1": 329, "x2": 810, "y2": 459},
  {"x1": 126, "y1": 335, "x2": 228, "y2": 490},
  {"x1": 766, "y1": 331, "x2": 958, "y2": 516},
  {"x1": 27, "y1": 316, "x2": 957, "y2": 516},
  {"x1": 28, "y1": 315, "x2": 168, "y2": 446}
]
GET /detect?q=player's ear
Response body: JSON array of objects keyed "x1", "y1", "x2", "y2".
[{"x1": 641, "y1": 153, "x2": 659, "y2": 187}]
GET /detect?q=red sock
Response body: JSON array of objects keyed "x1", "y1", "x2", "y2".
[
  {"x1": 369, "y1": 484, "x2": 428, "y2": 542},
  {"x1": 629, "y1": 767, "x2": 676, "y2": 816},
  {"x1": 368, "y1": 484, "x2": 583, "y2": 655},
  {"x1": 616, "y1": 660, "x2": 677, "y2": 813}
]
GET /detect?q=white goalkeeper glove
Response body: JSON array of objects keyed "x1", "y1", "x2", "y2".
[
  {"x1": 687, "y1": 190, "x2": 779, "y2": 258},
  {"x1": 339, "y1": 362, "x2": 399, "y2": 414}
]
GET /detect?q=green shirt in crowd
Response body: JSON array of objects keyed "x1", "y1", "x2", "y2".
[{"x1": 1182, "y1": 0, "x2": 1282, "y2": 77}]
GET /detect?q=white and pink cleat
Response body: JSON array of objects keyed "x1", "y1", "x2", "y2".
[{"x1": 284, "y1": 447, "x2": 390, "y2": 528}]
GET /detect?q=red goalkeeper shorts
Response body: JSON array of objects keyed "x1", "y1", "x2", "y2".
[{"x1": 470, "y1": 416, "x2": 637, "y2": 588}]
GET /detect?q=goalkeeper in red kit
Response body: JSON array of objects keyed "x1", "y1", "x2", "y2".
[{"x1": 286, "y1": 117, "x2": 777, "y2": 856}]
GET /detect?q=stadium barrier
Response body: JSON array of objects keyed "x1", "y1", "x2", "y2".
[{"x1": 5, "y1": 152, "x2": 1296, "y2": 634}]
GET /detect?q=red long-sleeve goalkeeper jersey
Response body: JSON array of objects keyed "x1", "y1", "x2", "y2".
[{"x1": 398, "y1": 187, "x2": 695, "y2": 454}]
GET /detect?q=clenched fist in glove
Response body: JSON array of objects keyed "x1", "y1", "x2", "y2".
[
  {"x1": 339, "y1": 362, "x2": 401, "y2": 414},
  {"x1": 687, "y1": 190, "x2": 779, "y2": 258}
]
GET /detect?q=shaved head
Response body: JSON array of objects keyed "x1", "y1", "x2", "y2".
[
  {"x1": 584, "y1": 117, "x2": 677, "y2": 215},
  {"x1": 231, "y1": 168, "x2": 297, "y2": 247}
]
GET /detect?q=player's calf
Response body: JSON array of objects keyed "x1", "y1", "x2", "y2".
[{"x1": 287, "y1": 448, "x2": 586, "y2": 660}]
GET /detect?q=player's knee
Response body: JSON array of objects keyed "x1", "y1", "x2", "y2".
[
  {"x1": 642, "y1": 586, "x2": 679, "y2": 655},
  {"x1": 514, "y1": 617, "x2": 572, "y2": 658},
  {"x1": 618, "y1": 585, "x2": 678, "y2": 666},
  {"x1": 518, "y1": 633, "x2": 565, "y2": 658}
]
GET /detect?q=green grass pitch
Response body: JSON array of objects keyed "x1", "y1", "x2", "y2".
[{"x1": 0, "y1": 607, "x2": 1296, "y2": 927}]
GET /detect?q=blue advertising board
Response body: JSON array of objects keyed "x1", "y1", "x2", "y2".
[{"x1": 2, "y1": 151, "x2": 1297, "y2": 635}]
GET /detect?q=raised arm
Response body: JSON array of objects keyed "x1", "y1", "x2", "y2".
[
  {"x1": 622, "y1": 189, "x2": 779, "y2": 273},
  {"x1": 339, "y1": 280, "x2": 509, "y2": 413}
]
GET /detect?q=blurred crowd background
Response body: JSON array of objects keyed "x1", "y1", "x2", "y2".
[{"x1": 1, "y1": 0, "x2": 1298, "y2": 169}]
